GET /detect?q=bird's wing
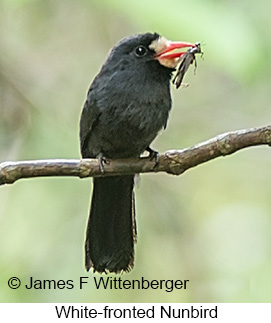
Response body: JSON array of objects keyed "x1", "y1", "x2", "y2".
[{"x1": 79, "y1": 89, "x2": 100, "y2": 157}]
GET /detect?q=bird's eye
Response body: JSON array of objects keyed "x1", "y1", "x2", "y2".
[{"x1": 135, "y1": 45, "x2": 147, "y2": 57}]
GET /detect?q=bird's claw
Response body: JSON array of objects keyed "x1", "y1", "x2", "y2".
[
  {"x1": 97, "y1": 153, "x2": 109, "y2": 173},
  {"x1": 146, "y1": 146, "x2": 159, "y2": 168}
]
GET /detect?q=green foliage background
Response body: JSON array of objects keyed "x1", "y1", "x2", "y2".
[{"x1": 0, "y1": 0, "x2": 271, "y2": 302}]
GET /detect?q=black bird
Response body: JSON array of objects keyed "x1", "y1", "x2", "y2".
[{"x1": 80, "y1": 32, "x2": 195, "y2": 273}]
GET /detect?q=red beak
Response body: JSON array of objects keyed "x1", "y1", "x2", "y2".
[
  {"x1": 155, "y1": 41, "x2": 196, "y2": 60},
  {"x1": 152, "y1": 37, "x2": 196, "y2": 68}
]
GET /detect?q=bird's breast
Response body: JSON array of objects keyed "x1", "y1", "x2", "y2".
[
  {"x1": 85, "y1": 69, "x2": 172, "y2": 158},
  {"x1": 93, "y1": 98, "x2": 170, "y2": 158}
]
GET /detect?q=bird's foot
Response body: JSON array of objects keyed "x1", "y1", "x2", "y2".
[
  {"x1": 146, "y1": 146, "x2": 159, "y2": 168},
  {"x1": 97, "y1": 153, "x2": 109, "y2": 173}
]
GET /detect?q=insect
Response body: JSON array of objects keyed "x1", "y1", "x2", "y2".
[{"x1": 173, "y1": 42, "x2": 203, "y2": 89}]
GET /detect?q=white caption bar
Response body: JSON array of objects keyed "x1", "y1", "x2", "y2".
[{"x1": 0, "y1": 303, "x2": 271, "y2": 322}]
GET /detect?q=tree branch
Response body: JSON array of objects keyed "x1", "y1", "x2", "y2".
[{"x1": 0, "y1": 125, "x2": 270, "y2": 186}]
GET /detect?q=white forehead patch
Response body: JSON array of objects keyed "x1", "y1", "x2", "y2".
[{"x1": 149, "y1": 36, "x2": 169, "y2": 54}]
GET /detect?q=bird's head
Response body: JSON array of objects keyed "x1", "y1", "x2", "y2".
[{"x1": 106, "y1": 32, "x2": 196, "y2": 72}]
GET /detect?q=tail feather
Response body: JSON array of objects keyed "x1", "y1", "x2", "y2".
[{"x1": 85, "y1": 175, "x2": 136, "y2": 273}]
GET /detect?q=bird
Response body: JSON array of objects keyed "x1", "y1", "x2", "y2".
[{"x1": 80, "y1": 32, "x2": 196, "y2": 273}]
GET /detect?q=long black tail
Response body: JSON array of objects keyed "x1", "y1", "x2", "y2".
[{"x1": 85, "y1": 175, "x2": 136, "y2": 273}]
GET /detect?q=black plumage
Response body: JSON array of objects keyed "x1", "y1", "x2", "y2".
[{"x1": 80, "y1": 32, "x2": 196, "y2": 273}]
